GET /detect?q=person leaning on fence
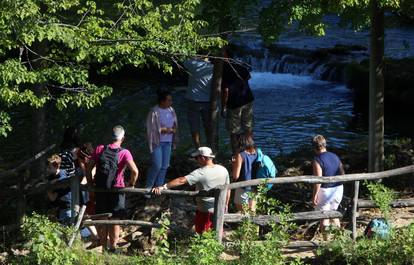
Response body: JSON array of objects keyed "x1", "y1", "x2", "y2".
[
  {"x1": 152, "y1": 147, "x2": 230, "y2": 234},
  {"x1": 59, "y1": 126, "x2": 80, "y2": 178},
  {"x1": 86, "y1": 125, "x2": 139, "y2": 252},
  {"x1": 311, "y1": 134, "x2": 345, "y2": 240},
  {"x1": 46, "y1": 154, "x2": 71, "y2": 224}
]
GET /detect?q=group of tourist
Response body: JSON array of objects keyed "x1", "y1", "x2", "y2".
[{"x1": 46, "y1": 50, "x2": 345, "y2": 251}]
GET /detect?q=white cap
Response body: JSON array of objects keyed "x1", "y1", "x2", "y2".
[
  {"x1": 191, "y1": 146, "x2": 215, "y2": 158},
  {"x1": 112, "y1": 125, "x2": 125, "y2": 140}
]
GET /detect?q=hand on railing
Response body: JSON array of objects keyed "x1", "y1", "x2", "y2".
[{"x1": 152, "y1": 184, "x2": 168, "y2": 195}]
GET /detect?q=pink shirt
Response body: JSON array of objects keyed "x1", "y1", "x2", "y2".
[{"x1": 91, "y1": 143, "x2": 133, "y2": 188}]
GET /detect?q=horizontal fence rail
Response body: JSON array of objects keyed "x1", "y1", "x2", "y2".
[
  {"x1": 222, "y1": 165, "x2": 414, "y2": 190},
  {"x1": 7, "y1": 164, "x2": 413, "y2": 247},
  {"x1": 224, "y1": 210, "x2": 343, "y2": 226}
]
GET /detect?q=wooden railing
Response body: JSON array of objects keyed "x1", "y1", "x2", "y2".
[
  {"x1": 3, "y1": 151, "x2": 414, "y2": 246},
  {"x1": 210, "y1": 165, "x2": 414, "y2": 242},
  {"x1": 66, "y1": 164, "x2": 414, "y2": 244}
]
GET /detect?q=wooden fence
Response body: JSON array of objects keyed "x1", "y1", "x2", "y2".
[
  {"x1": 73, "y1": 164, "x2": 414, "y2": 244},
  {"x1": 2, "y1": 146, "x2": 413, "y2": 246}
]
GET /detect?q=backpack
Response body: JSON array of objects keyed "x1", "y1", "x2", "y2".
[
  {"x1": 363, "y1": 218, "x2": 390, "y2": 239},
  {"x1": 95, "y1": 145, "x2": 122, "y2": 189},
  {"x1": 252, "y1": 148, "x2": 277, "y2": 189}
]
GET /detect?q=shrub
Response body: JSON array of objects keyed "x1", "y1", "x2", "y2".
[
  {"x1": 186, "y1": 230, "x2": 224, "y2": 265},
  {"x1": 317, "y1": 223, "x2": 414, "y2": 265},
  {"x1": 11, "y1": 213, "x2": 77, "y2": 265}
]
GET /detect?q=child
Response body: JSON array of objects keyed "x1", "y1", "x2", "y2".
[{"x1": 47, "y1": 154, "x2": 71, "y2": 224}]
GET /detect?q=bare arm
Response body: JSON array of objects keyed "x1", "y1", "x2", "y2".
[
  {"x1": 126, "y1": 159, "x2": 139, "y2": 187},
  {"x1": 225, "y1": 189, "x2": 231, "y2": 213},
  {"x1": 232, "y1": 153, "x2": 243, "y2": 181},
  {"x1": 86, "y1": 160, "x2": 96, "y2": 185},
  {"x1": 152, "y1": 176, "x2": 188, "y2": 195},
  {"x1": 221, "y1": 87, "x2": 229, "y2": 109},
  {"x1": 312, "y1": 160, "x2": 322, "y2": 206},
  {"x1": 339, "y1": 162, "x2": 345, "y2": 175}
]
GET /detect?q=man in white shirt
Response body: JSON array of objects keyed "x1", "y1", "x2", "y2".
[{"x1": 152, "y1": 146, "x2": 230, "y2": 233}]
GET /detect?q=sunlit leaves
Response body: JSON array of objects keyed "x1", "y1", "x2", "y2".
[
  {"x1": 259, "y1": 0, "x2": 407, "y2": 43},
  {"x1": 0, "y1": 0, "x2": 224, "y2": 136},
  {"x1": 0, "y1": 112, "x2": 12, "y2": 137}
]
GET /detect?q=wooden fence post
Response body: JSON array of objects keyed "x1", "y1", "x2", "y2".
[
  {"x1": 70, "y1": 174, "x2": 80, "y2": 224},
  {"x1": 352, "y1": 181, "x2": 360, "y2": 240},
  {"x1": 68, "y1": 205, "x2": 86, "y2": 247},
  {"x1": 213, "y1": 187, "x2": 228, "y2": 243},
  {"x1": 16, "y1": 170, "x2": 28, "y2": 224}
]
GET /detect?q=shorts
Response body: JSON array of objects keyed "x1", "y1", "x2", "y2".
[
  {"x1": 315, "y1": 185, "x2": 343, "y2": 211},
  {"x1": 194, "y1": 210, "x2": 213, "y2": 234},
  {"x1": 226, "y1": 102, "x2": 253, "y2": 134},
  {"x1": 95, "y1": 191, "x2": 126, "y2": 219},
  {"x1": 234, "y1": 188, "x2": 253, "y2": 205},
  {"x1": 187, "y1": 100, "x2": 210, "y2": 134}
]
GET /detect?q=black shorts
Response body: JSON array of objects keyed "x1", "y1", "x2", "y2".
[{"x1": 95, "y1": 191, "x2": 126, "y2": 219}]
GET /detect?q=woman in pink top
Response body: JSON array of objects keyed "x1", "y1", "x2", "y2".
[{"x1": 146, "y1": 90, "x2": 178, "y2": 190}]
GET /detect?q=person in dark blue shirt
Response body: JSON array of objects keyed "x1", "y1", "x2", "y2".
[
  {"x1": 46, "y1": 154, "x2": 71, "y2": 224},
  {"x1": 311, "y1": 135, "x2": 345, "y2": 240}
]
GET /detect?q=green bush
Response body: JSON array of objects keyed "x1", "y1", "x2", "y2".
[
  {"x1": 364, "y1": 181, "x2": 396, "y2": 219},
  {"x1": 231, "y1": 184, "x2": 302, "y2": 265},
  {"x1": 11, "y1": 213, "x2": 77, "y2": 265},
  {"x1": 317, "y1": 224, "x2": 414, "y2": 265},
  {"x1": 187, "y1": 231, "x2": 224, "y2": 265}
]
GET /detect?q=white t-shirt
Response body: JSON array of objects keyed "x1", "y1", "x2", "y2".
[{"x1": 185, "y1": 164, "x2": 229, "y2": 213}]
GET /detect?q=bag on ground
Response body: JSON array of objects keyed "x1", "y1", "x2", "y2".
[{"x1": 363, "y1": 218, "x2": 390, "y2": 239}]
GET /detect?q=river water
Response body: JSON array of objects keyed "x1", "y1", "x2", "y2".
[{"x1": 249, "y1": 72, "x2": 363, "y2": 156}]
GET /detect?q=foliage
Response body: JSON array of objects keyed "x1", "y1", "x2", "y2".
[
  {"x1": 197, "y1": 0, "x2": 259, "y2": 32},
  {"x1": 187, "y1": 230, "x2": 224, "y2": 265},
  {"x1": 364, "y1": 181, "x2": 396, "y2": 219},
  {"x1": 258, "y1": 0, "x2": 405, "y2": 43},
  {"x1": 231, "y1": 184, "x2": 302, "y2": 265},
  {"x1": 153, "y1": 212, "x2": 171, "y2": 257},
  {"x1": 11, "y1": 212, "x2": 77, "y2": 265},
  {"x1": 317, "y1": 223, "x2": 414, "y2": 265},
  {"x1": 0, "y1": 0, "x2": 225, "y2": 136}
]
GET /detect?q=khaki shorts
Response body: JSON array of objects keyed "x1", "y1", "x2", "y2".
[{"x1": 226, "y1": 102, "x2": 254, "y2": 134}]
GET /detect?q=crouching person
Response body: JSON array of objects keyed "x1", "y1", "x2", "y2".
[
  {"x1": 46, "y1": 154, "x2": 71, "y2": 224},
  {"x1": 152, "y1": 147, "x2": 230, "y2": 234}
]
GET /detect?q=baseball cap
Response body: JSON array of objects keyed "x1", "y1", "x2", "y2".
[
  {"x1": 190, "y1": 146, "x2": 215, "y2": 158},
  {"x1": 112, "y1": 125, "x2": 125, "y2": 140}
]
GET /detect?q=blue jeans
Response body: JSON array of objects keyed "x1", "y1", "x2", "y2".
[{"x1": 146, "y1": 142, "x2": 172, "y2": 188}]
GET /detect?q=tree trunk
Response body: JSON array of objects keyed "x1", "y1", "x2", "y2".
[
  {"x1": 30, "y1": 101, "x2": 47, "y2": 179},
  {"x1": 29, "y1": 40, "x2": 49, "y2": 180},
  {"x1": 368, "y1": 0, "x2": 385, "y2": 173},
  {"x1": 207, "y1": 59, "x2": 223, "y2": 152}
]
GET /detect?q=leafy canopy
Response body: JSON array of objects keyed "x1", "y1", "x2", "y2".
[
  {"x1": 0, "y1": 0, "x2": 224, "y2": 136},
  {"x1": 259, "y1": 0, "x2": 405, "y2": 43}
]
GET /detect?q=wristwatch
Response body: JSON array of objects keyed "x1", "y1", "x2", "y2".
[{"x1": 162, "y1": 184, "x2": 168, "y2": 190}]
